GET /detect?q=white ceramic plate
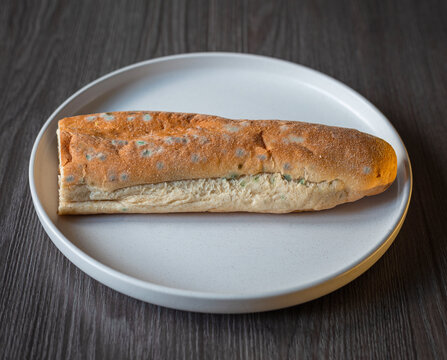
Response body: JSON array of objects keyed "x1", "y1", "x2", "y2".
[{"x1": 29, "y1": 53, "x2": 412, "y2": 313}]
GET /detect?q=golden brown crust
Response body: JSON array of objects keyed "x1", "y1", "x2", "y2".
[{"x1": 58, "y1": 111, "x2": 397, "y2": 213}]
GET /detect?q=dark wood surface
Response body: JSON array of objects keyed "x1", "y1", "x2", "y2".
[{"x1": 1, "y1": 0, "x2": 446, "y2": 358}]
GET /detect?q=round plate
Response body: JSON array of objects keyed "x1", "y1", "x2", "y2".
[{"x1": 29, "y1": 53, "x2": 412, "y2": 313}]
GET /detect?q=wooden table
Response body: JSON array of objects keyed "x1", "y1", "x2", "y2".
[{"x1": 1, "y1": 0, "x2": 446, "y2": 358}]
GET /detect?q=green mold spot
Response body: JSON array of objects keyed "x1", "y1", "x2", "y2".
[
  {"x1": 225, "y1": 125, "x2": 240, "y2": 133},
  {"x1": 101, "y1": 113, "x2": 115, "y2": 121},
  {"x1": 141, "y1": 149, "x2": 152, "y2": 158},
  {"x1": 191, "y1": 154, "x2": 200, "y2": 163},
  {"x1": 289, "y1": 135, "x2": 304, "y2": 143},
  {"x1": 235, "y1": 148, "x2": 245, "y2": 157}
]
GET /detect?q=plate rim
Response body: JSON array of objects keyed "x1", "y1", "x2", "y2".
[{"x1": 29, "y1": 52, "x2": 413, "y2": 312}]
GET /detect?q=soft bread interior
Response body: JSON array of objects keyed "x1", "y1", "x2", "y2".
[{"x1": 58, "y1": 173, "x2": 359, "y2": 214}]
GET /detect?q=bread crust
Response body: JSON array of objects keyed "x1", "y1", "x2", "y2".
[{"x1": 58, "y1": 111, "x2": 397, "y2": 214}]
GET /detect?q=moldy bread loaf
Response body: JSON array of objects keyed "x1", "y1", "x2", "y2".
[{"x1": 57, "y1": 111, "x2": 397, "y2": 214}]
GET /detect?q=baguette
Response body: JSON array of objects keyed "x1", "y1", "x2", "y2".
[{"x1": 57, "y1": 111, "x2": 397, "y2": 214}]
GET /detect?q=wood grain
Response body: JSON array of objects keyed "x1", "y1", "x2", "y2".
[{"x1": 1, "y1": 0, "x2": 446, "y2": 359}]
